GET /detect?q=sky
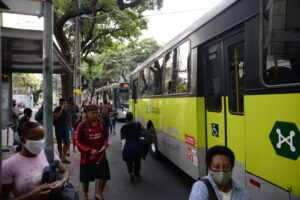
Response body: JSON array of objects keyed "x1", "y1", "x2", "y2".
[
  {"x1": 2, "y1": 0, "x2": 224, "y2": 45},
  {"x1": 142, "y1": 0, "x2": 224, "y2": 45}
]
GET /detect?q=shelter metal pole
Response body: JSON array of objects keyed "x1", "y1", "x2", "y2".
[
  {"x1": 0, "y1": 11, "x2": 3, "y2": 197},
  {"x1": 43, "y1": 0, "x2": 54, "y2": 148}
]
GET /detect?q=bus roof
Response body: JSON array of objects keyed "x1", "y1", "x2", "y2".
[{"x1": 130, "y1": 0, "x2": 237, "y2": 76}]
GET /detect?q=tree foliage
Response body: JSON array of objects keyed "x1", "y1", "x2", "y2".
[
  {"x1": 96, "y1": 37, "x2": 160, "y2": 83},
  {"x1": 81, "y1": 37, "x2": 161, "y2": 99},
  {"x1": 12, "y1": 74, "x2": 42, "y2": 91},
  {"x1": 53, "y1": 0, "x2": 163, "y2": 99}
]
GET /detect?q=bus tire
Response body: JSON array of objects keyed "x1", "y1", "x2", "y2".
[{"x1": 149, "y1": 126, "x2": 160, "y2": 159}]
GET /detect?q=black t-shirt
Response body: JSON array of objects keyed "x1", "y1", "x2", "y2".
[
  {"x1": 120, "y1": 122, "x2": 140, "y2": 141},
  {"x1": 53, "y1": 106, "x2": 69, "y2": 130}
]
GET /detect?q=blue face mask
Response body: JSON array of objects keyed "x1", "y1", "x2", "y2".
[{"x1": 209, "y1": 170, "x2": 232, "y2": 186}]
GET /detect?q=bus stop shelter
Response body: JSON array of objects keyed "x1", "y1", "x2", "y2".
[{"x1": 1, "y1": 27, "x2": 72, "y2": 129}]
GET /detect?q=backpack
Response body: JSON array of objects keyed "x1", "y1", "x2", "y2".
[
  {"x1": 42, "y1": 147, "x2": 79, "y2": 200},
  {"x1": 136, "y1": 122, "x2": 152, "y2": 148},
  {"x1": 101, "y1": 105, "x2": 110, "y2": 121},
  {"x1": 81, "y1": 120, "x2": 106, "y2": 143}
]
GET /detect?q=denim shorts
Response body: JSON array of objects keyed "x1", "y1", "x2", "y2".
[{"x1": 55, "y1": 129, "x2": 70, "y2": 144}]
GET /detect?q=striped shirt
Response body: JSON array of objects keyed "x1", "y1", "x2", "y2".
[{"x1": 189, "y1": 174, "x2": 251, "y2": 200}]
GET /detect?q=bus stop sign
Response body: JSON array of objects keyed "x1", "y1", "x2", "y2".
[{"x1": 269, "y1": 121, "x2": 300, "y2": 160}]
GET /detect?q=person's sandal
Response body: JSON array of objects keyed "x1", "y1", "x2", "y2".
[{"x1": 62, "y1": 159, "x2": 71, "y2": 164}]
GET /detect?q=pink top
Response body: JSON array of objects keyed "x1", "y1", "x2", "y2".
[{"x1": 2, "y1": 149, "x2": 60, "y2": 197}]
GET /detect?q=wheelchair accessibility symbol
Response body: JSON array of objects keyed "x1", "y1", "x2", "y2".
[{"x1": 212, "y1": 123, "x2": 219, "y2": 137}]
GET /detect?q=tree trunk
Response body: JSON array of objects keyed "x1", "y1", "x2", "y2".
[{"x1": 61, "y1": 74, "x2": 73, "y2": 100}]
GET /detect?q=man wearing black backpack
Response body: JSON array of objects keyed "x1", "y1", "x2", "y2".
[
  {"x1": 99, "y1": 100, "x2": 112, "y2": 130},
  {"x1": 75, "y1": 103, "x2": 110, "y2": 200}
]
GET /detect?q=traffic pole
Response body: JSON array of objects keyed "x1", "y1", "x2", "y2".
[{"x1": 43, "y1": 0, "x2": 54, "y2": 148}]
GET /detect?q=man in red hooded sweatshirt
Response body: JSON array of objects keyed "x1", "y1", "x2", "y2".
[{"x1": 75, "y1": 103, "x2": 110, "y2": 200}]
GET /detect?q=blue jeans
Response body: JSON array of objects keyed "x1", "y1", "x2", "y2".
[{"x1": 112, "y1": 119, "x2": 116, "y2": 131}]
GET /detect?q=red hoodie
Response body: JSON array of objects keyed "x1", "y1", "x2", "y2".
[{"x1": 75, "y1": 118, "x2": 109, "y2": 164}]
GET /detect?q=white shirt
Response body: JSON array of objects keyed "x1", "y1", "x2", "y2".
[{"x1": 220, "y1": 190, "x2": 232, "y2": 200}]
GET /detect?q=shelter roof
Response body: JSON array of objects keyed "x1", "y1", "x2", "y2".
[{"x1": 1, "y1": 27, "x2": 72, "y2": 74}]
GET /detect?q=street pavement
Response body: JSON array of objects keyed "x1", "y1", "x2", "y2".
[{"x1": 65, "y1": 121, "x2": 195, "y2": 200}]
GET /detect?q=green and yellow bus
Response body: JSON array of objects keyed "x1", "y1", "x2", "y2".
[{"x1": 129, "y1": 0, "x2": 300, "y2": 199}]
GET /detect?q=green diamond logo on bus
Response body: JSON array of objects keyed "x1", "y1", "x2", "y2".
[{"x1": 269, "y1": 121, "x2": 300, "y2": 160}]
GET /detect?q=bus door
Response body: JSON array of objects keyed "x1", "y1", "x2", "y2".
[
  {"x1": 132, "y1": 79, "x2": 138, "y2": 120},
  {"x1": 204, "y1": 43, "x2": 226, "y2": 148},
  {"x1": 204, "y1": 31, "x2": 245, "y2": 183}
]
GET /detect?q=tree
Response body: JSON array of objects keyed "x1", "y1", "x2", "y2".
[
  {"x1": 12, "y1": 74, "x2": 43, "y2": 105},
  {"x1": 53, "y1": 0, "x2": 163, "y2": 99},
  {"x1": 96, "y1": 38, "x2": 161, "y2": 83},
  {"x1": 12, "y1": 74, "x2": 42, "y2": 91},
  {"x1": 81, "y1": 57, "x2": 103, "y2": 101},
  {"x1": 81, "y1": 37, "x2": 160, "y2": 99}
]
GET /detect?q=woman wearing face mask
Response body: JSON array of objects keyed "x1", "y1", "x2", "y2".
[
  {"x1": 2, "y1": 121, "x2": 70, "y2": 200},
  {"x1": 189, "y1": 146, "x2": 251, "y2": 200}
]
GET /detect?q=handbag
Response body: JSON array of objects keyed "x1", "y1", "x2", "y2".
[{"x1": 42, "y1": 147, "x2": 79, "y2": 200}]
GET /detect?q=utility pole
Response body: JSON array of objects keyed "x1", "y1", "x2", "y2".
[
  {"x1": 43, "y1": 0, "x2": 54, "y2": 148},
  {"x1": 74, "y1": 0, "x2": 81, "y2": 104}
]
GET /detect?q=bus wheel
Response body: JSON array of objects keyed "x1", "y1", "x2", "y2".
[{"x1": 149, "y1": 126, "x2": 160, "y2": 159}]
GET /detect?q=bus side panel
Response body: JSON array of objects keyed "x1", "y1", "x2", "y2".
[
  {"x1": 135, "y1": 97, "x2": 204, "y2": 179},
  {"x1": 196, "y1": 97, "x2": 207, "y2": 178},
  {"x1": 245, "y1": 94, "x2": 300, "y2": 197},
  {"x1": 206, "y1": 99, "x2": 226, "y2": 148},
  {"x1": 225, "y1": 97, "x2": 246, "y2": 186}
]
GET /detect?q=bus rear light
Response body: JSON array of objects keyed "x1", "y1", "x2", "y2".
[{"x1": 250, "y1": 178, "x2": 261, "y2": 188}]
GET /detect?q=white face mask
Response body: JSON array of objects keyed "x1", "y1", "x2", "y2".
[{"x1": 24, "y1": 139, "x2": 45, "y2": 155}]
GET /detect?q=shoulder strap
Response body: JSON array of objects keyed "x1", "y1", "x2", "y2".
[
  {"x1": 44, "y1": 147, "x2": 54, "y2": 165},
  {"x1": 201, "y1": 178, "x2": 218, "y2": 200},
  {"x1": 81, "y1": 121, "x2": 87, "y2": 142}
]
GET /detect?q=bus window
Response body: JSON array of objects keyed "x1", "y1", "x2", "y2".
[
  {"x1": 175, "y1": 41, "x2": 190, "y2": 93},
  {"x1": 149, "y1": 57, "x2": 164, "y2": 96},
  {"x1": 139, "y1": 68, "x2": 149, "y2": 97},
  {"x1": 228, "y1": 42, "x2": 244, "y2": 113},
  {"x1": 164, "y1": 41, "x2": 190, "y2": 95},
  {"x1": 206, "y1": 52, "x2": 221, "y2": 111},
  {"x1": 263, "y1": 0, "x2": 300, "y2": 85},
  {"x1": 164, "y1": 50, "x2": 176, "y2": 94}
]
